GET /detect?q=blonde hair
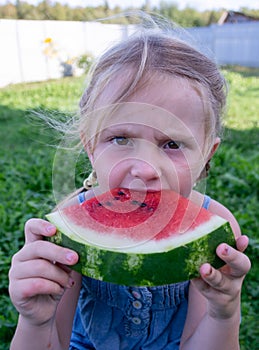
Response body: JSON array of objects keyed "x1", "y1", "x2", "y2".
[
  {"x1": 48, "y1": 16, "x2": 230, "y2": 207},
  {"x1": 51, "y1": 14, "x2": 228, "y2": 205},
  {"x1": 79, "y1": 22, "x2": 227, "y2": 153}
]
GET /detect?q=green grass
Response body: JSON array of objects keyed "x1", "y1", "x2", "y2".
[{"x1": 0, "y1": 70, "x2": 258, "y2": 349}]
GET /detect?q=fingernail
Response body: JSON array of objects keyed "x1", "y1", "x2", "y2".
[
  {"x1": 222, "y1": 244, "x2": 229, "y2": 256},
  {"x1": 68, "y1": 277, "x2": 75, "y2": 288},
  {"x1": 46, "y1": 225, "x2": 56, "y2": 233},
  {"x1": 66, "y1": 252, "x2": 76, "y2": 263},
  {"x1": 205, "y1": 266, "x2": 212, "y2": 276}
]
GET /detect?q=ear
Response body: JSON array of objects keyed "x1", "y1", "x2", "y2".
[
  {"x1": 198, "y1": 137, "x2": 221, "y2": 180},
  {"x1": 207, "y1": 137, "x2": 220, "y2": 161}
]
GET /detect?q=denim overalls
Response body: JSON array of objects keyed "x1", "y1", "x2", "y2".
[{"x1": 69, "y1": 193, "x2": 211, "y2": 349}]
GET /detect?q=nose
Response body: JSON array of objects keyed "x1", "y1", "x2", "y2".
[
  {"x1": 131, "y1": 158, "x2": 161, "y2": 181},
  {"x1": 130, "y1": 142, "x2": 162, "y2": 182}
]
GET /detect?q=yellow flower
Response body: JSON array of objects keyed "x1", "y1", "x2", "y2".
[{"x1": 44, "y1": 37, "x2": 52, "y2": 43}]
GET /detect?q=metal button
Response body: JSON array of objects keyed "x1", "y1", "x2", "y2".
[
  {"x1": 132, "y1": 290, "x2": 141, "y2": 299},
  {"x1": 132, "y1": 300, "x2": 142, "y2": 309},
  {"x1": 132, "y1": 317, "x2": 141, "y2": 325}
]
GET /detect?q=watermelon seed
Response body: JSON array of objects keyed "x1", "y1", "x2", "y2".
[
  {"x1": 140, "y1": 202, "x2": 147, "y2": 208},
  {"x1": 113, "y1": 196, "x2": 120, "y2": 200},
  {"x1": 117, "y1": 190, "x2": 125, "y2": 196},
  {"x1": 131, "y1": 200, "x2": 140, "y2": 205}
]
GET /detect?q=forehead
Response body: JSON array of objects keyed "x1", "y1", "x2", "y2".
[
  {"x1": 97, "y1": 72, "x2": 207, "y2": 121},
  {"x1": 86, "y1": 74, "x2": 207, "y2": 138},
  {"x1": 128, "y1": 74, "x2": 208, "y2": 125},
  {"x1": 82, "y1": 72, "x2": 211, "y2": 151}
]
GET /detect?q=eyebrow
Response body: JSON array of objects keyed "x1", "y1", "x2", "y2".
[
  {"x1": 99, "y1": 125, "x2": 133, "y2": 137},
  {"x1": 99, "y1": 124, "x2": 198, "y2": 143}
]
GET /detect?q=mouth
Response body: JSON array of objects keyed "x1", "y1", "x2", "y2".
[
  {"x1": 121, "y1": 178, "x2": 163, "y2": 193},
  {"x1": 118, "y1": 185, "x2": 163, "y2": 193},
  {"x1": 128, "y1": 188, "x2": 161, "y2": 193}
]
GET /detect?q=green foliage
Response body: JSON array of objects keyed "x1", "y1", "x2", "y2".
[
  {"x1": 0, "y1": 69, "x2": 258, "y2": 349},
  {"x1": 156, "y1": 2, "x2": 219, "y2": 27},
  {"x1": 207, "y1": 69, "x2": 259, "y2": 350},
  {"x1": 0, "y1": 1, "x2": 224, "y2": 26},
  {"x1": 1, "y1": 1, "x2": 258, "y2": 26},
  {"x1": 0, "y1": 77, "x2": 86, "y2": 345},
  {"x1": 76, "y1": 53, "x2": 94, "y2": 73}
]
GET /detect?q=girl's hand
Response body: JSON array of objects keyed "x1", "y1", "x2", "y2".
[
  {"x1": 192, "y1": 235, "x2": 251, "y2": 320},
  {"x1": 8, "y1": 218, "x2": 78, "y2": 327}
]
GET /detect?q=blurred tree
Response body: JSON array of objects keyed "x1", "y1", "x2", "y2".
[
  {"x1": 15, "y1": 0, "x2": 22, "y2": 19},
  {"x1": 0, "y1": 0, "x2": 245, "y2": 27},
  {"x1": 159, "y1": 1, "x2": 179, "y2": 22},
  {"x1": 16, "y1": 1, "x2": 38, "y2": 19},
  {"x1": 206, "y1": 10, "x2": 221, "y2": 25},
  {"x1": 143, "y1": 0, "x2": 151, "y2": 12},
  {"x1": 37, "y1": 0, "x2": 53, "y2": 20},
  {"x1": 240, "y1": 7, "x2": 259, "y2": 18},
  {"x1": 0, "y1": 4, "x2": 17, "y2": 18},
  {"x1": 50, "y1": 3, "x2": 69, "y2": 21}
]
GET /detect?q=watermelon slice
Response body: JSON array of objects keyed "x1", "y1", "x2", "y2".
[{"x1": 46, "y1": 188, "x2": 236, "y2": 286}]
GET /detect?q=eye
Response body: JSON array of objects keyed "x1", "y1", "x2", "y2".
[
  {"x1": 110, "y1": 136, "x2": 131, "y2": 146},
  {"x1": 164, "y1": 140, "x2": 180, "y2": 150}
]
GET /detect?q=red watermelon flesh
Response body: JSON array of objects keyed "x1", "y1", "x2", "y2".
[
  {"x1": 46, "y1": 188, "x2": 235, "y2": 285},
  {"x1": 58, "y1": 188, "x2": 218, "y2": 250}
]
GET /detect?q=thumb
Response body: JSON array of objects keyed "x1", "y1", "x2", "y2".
[{"x1": 236, "y1": 235, "x2": 249, "y2": 253}]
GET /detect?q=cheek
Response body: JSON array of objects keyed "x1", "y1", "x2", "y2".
[
  {"x1": 93, "y1": 152, "x2": 127, "y2": 191},
  {"x1": 167, "y1": 153, "x2": 204, "y2": 195},
  {"x1": 92, "y1": 146, "x2": 113, "y2": 171},
  {"x1": 181, "y1": 148, "x2": 205, "y2": 175}
]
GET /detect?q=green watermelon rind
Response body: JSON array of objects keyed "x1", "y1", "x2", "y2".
[{"x1": 46, "y1": 218, "x2": 235, "y2": 286}]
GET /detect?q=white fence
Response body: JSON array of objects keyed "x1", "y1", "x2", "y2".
[
  {"x1": 189, "y1": 22, "x2": 259, "y2": 67},
  {"x1": 0, "y1": 19, "x2": 259, "y2": 87}
]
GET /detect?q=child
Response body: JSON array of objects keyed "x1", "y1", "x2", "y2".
[{"x1": 9, "y1": 16, "x2": 251, "y2": 350}]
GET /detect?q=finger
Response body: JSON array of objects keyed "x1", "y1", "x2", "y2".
[
  {"x1": 12, "y1": 240, "x2": 78, "y2": 267},
  {"x1": 9, "y1": 259, "x2": 74, "y2": 289},
  {"x1": 236, "y1": 235, "x2": 249, "y2": 252},
  {"x1": 11, "y1": 278, "x2": 66, "y2": 300},
  {"x1": 199, "y1": 263, "x2": 231, "y2": 293},
  {"x1": 24, "y1": 218, "x2": 56, "y2": 243},
  {"x1": 216, "y1": 243, "x2": 251, "y2": 278}
]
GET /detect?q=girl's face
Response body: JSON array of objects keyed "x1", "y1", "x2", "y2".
[{"x1": 88, "y1": 75, "x2": 217, "y2": 197}]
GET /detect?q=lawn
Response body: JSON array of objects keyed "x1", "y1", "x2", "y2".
[{"x1": 0, "y1": 69, "x2": 258, "y2": 349}]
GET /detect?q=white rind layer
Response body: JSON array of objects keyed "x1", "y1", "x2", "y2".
[{"x1": 46, "y1": 211, "x2": 227, "y2": 254}]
